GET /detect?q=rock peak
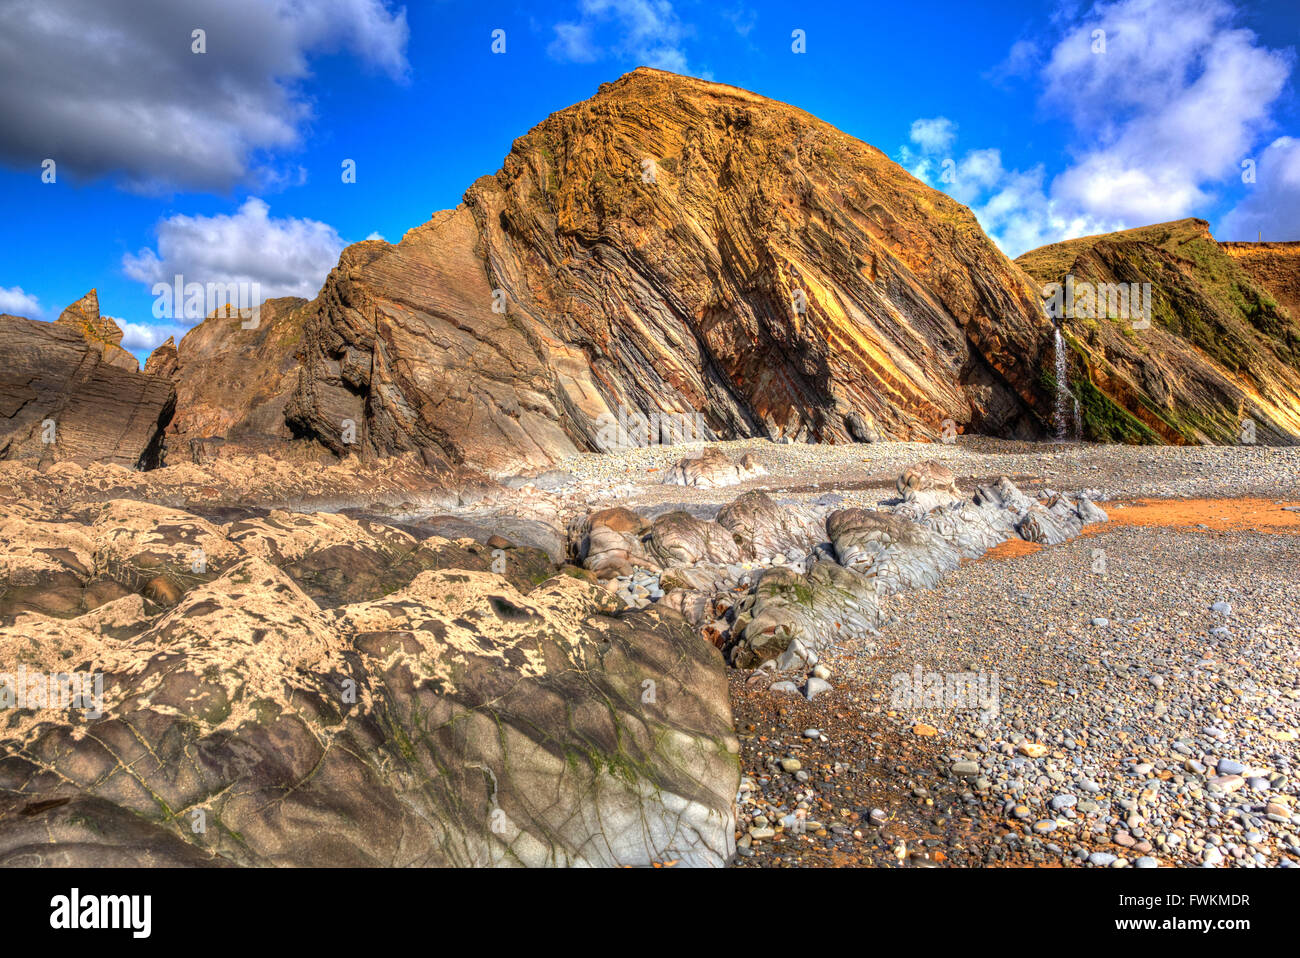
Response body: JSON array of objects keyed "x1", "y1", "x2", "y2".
[{"x1": 53, "y1": 289, "x2": 137, "y2": 372}]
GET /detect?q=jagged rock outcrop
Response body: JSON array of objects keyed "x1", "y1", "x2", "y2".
[
  {"x1": 55, "y1": 289, "x2": 139, "y2": 372},
  {"x1": 1017, "y1": 219, "x2": 1300, "y2": 444},
  {"x1": 282, "y1": 68, "x2": 1059, "y2": 474},
  {"x1": 143, "y1": 337, "x2": 178, "y2": 379},
  {"x1": 0, "y1": 499, "x2": 739, "y2": 867},
  {"x1": 581, "y1": 463, "x2": 1110, "y2": 670},
  {"x1": 0, "y1": 297, "x2": 175, "y2": 468}
]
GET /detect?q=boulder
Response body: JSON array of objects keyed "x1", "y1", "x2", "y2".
[
  {"x1": 715, "y1": 490, "x2": 823, "y2": 559},
  {"x1": 0, "y1": 309, "x2": 175, "y2": 468},
  {"x1": 0, "y1": 537, "x2": 739, "y2": 867},
  {"x1": 662, "y1": 448, "x2": 768, "y2": 488},
  {"x1": 730, "y1": 560, "x2": 881, "y2": 668},
  {"x1": 647, "y1": 511, "x2": 743, "y2": 567},
  {"x1": 827, "y1": 508, "x2": 961, "y2": 594}
]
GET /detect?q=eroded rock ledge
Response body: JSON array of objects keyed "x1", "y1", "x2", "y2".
[{"x1": 0, "y1": 499, "x2": 737, "y2": 867}]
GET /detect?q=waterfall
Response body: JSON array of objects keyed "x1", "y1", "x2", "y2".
[{"x1": 1053, "y1": 327, "x2": 1070, "y2": 441}]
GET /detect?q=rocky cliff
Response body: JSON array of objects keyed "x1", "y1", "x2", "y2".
[
  {"x1": 278, "y1": 68, "x2": 1058, "y2": 474},
  {"x1": 163, "y1": 298, "x2": 314, "y2": 463},
  {"x1": 54, "y1": 289, "x2": 140, "y2": 373},
  {"x1": 1221, "y1": 240, "x2": 1300, "y2": 326},
  {"x1": 1016, "y1": 219, "x2": 1300, "y2": 444},
  {"x1": 0, "y1": 293, "x2": 175, "y2": 468}
]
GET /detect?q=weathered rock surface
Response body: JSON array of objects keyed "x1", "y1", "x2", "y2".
[
  {"x1": 1017, "y1": 219, "x2": 1300, "y2": 444},
  {"x1": 647, "y1": 511, "x2": 743, "y2": 567},
  {"x1": 54, "y1": 289, "x2": 139, "y2": 372},
  {"x1": 827, "y1": 508, "x2": 961, "y2": 594},
  {"x1": 165, "y1": 299, "x2": 315, "y2": 463},
  {"x1": 662, "y1": 447, "x2": 767, "y2": 488},
  {"x1": 715, "y1": 490, "x2": 823, "y2": 559},
  {"x1": 0, "y1": 297, "x2": 175, "y2": 468},
  {"x1": 568, "y1": 507, "x2": 658, "y2": 579},
  {"x1": 280, "y1": 68, "x2": 1060, "y2": 474},
  {"x1": 0, "y1": 500, "x2": 739, "y2": 867},
  {"x1": 730, "y1": 560, "x2": 882, "y2": 669}
]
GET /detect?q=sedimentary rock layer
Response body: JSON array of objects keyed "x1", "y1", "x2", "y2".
[
  {"x1": 1017, "y1": 219, "x2": 1300, "y2": 444},
  {"x1": 280, "y1": 67, "x2": 1058, "y2": 473},
  {"x1": 0, "y1": 297, "x2": 175, "y2": 468}
]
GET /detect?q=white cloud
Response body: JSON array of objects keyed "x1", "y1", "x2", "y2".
[
  {"x1": 122, "y1": 197, "x2": 347, "y2": 314},
  {"x1": 723, "y1": 6, "x2": 758, "y2": 38},
  {"x1": 0, "y1": 0, "x2": 409, "y2": 192},
  {"x1": 901, "y1": 122, "x2": 1116, "y2": 257},
  {"x1": 1042, "y1": 0, "x2": 1290, "y2": 224},
  {"x1": 119, "y1": 320, "x2": 186, "y2": 353},
  {"x1": 0, "y1": 285, "x2": 41, "y2": 317},
  {"x1": 909, "y1": 117, "x2": 957, "y2": 155},
  {"x1": 1220, "y1": 136, "x2": 1300, "y2": 241},
  {"x1": 899, "y1": 0, "x2": 1293, "y2": 256},
  {"x1": 549, "y1": 0, "x2": 701, "y2": 76}
]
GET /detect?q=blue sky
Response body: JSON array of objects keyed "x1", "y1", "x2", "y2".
[{"x1": 1, "y1": 0, "x2": 1297, "y2": 359}]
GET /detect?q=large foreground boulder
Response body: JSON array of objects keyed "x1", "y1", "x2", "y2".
[{"x1": 0, "y1": 506, "x2": 739, "y2": 867}]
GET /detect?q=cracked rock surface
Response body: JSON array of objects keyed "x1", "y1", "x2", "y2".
[{"x1": 0, "y1": 501, "x2": 738, "y2": 867}]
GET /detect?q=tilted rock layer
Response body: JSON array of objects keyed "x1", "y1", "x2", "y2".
[
  {"x1": 1017, "y1": 219, "x2": 1300, "y2": 445},
  {"x1": 164, "y1": 299, "x2": 313, "y2": 463},
  {"x1": 278, "y1": 67, "x2": 1059, "y2": 474},
  {"x1": 0, "y1": 292, "x2": 175, "y2": 468}
]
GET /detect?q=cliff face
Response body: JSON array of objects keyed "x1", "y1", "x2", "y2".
[
  {"x1": 0, "y1": 293, "x2": 175, "y2": 468},
  {"x1": 1221, "y1": 241, "x2": 1300, "y2": 327},
  {"x1": 163, "y1": 298, "x2": 313, "y2": 462},
  {"x1": 1017, "y1": 220, "x2": 1300, "y2": 445},
  {"x1": 283, "y1": 68, "x2": 1058, "y2": 473}
]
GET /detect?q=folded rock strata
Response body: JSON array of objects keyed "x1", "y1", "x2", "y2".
[
  {"x1": 827, "y1": 508, "x2": 962, "y2": 594},
  {"x1": 273, "y1": 68, "x2": 1059, "y2": 474},
  {"x1": 1017, "y1": 219, "x2": 1300, "y2": 444}
]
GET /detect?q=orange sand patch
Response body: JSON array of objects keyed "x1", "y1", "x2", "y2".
[
  {"x1": 974, "y1": 538, "x2": 1044, "y2": 561},
  {"x1": 1092, "y1": 498, "x2": 1300, "y2": 534}
]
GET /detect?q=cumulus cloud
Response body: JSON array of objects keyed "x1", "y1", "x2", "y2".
[
  {"x1": 549, "y1": 0, "x2": 702, "y2": 76},
  {"x1": 900, "y1": 0, "x2": 1293, "y2": 256},
  {"x1": 1219, "y1": 136, "x2": 1300, "y2": 241},
  {"x1": 122, "y1": 197, "x2": 347, "y2": 312},
  {"x1": 0, "y1": 0, "x2": 409, "y2": 192},
  {"x1": 0, "y1": 285, "x2": 41, "y2": 317},
  {"x1": 1042, "y1": 0, "x2": 1290, "y2": 224},
  {"x1": 903, "y1": 125, "x2": 1116, "y2": 256},
  {"x1": 119, "y1": 320, "x2": 187, "y2": 353}
]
